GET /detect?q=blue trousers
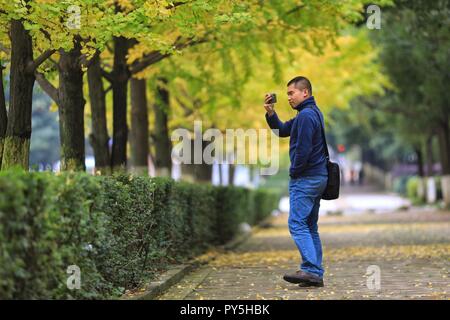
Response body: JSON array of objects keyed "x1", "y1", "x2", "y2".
[{"x1": 288, "y1": 175, "x2": 328, "y2": 278}]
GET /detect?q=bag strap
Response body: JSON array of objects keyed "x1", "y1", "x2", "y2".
[{"x1": 310, "y1": 106, "x2": 330, "y2": 161}]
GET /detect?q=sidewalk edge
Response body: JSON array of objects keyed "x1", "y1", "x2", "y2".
[{"x1": 121, "y1": 214, "x2": 275, "y2": 300}]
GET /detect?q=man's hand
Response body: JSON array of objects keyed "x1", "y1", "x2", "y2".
[{"x1": 264, "y1": 94, "x2": 275, "y2": 116}]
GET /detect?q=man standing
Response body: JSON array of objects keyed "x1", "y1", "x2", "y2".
[{"x1": 264, "y1": 76, "x2": 328, "y2": 287}]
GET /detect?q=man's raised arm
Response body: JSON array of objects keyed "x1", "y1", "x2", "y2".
[
  {"x1": 263, "y1": 93, "x2": 294, "y2": 137},
  {"x1": 265, "y1": 112, "x2": 294, "y2": 137}
]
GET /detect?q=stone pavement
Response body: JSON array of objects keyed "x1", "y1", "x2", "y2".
[{"x1": 157, "y1": 208, "x2": 450, "y2": 300}]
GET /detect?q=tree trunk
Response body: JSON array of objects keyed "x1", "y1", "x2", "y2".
[
  {"x1": 194, "y1": 139, "x2": 212, "y2": 182},
  {"x1": 0, "y1": 63, "x2": 7, "y2": 168},
  {"x1": 218, "y1": 162, "x2": 222, "y2": 185},
  {"x1": 225, "y1": 151, "x2": 236, "y2": 185},
  {"x1": 437, "y1": 121, "x2": 450, "y2": 175},
  {"x1": 58, "y1": 43, "x2": 86, "y2": 171},
  {"x1": 87, "y1": 53, "x2": 110, "y2": 174},
  {"x1": 415, "y1": 146, "x2": 424, "y2": 177},
  {"x1": 415, "y1": 145, "x2": 426, "y2": 201},
  {"x1": 229, "y1": 164, "x2": 235, "y2": 186},
  {"x1": 196, "y1": 163, "x2": 212, "y2": 182},
  {"x1": 1, "y1": 20, "x2": 34, "y2": 170},
  {"x1": 111, "y1": 36, "x2": 129, "y2": 171},
  {"x1": 437, "y1": 120, "x2": 450, "y2": 207},
  {"x1": 180, "y1": 142, "x2": 195, "y2": 181},
  {"x1": 130, "y1": 77, "x2": 149, "y2": 174},
  {"x1": 153, "y1": 77, "x2": 172, "y2": 176},
  {"x1": 179, "y1": 138, "x2": 212, "y2": 182},
  {"x1": 426, "y1": 135, "x2": 434, "y2": 176}
]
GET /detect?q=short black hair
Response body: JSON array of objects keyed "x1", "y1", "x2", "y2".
[{"x1": 287, "y1": 76, "x2": 312, "y2": 95}]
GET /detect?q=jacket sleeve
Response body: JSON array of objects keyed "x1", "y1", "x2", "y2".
[
  {"x1": 265, "y1": 111, "x2": 294, "y2": 137},
  {"x1": 289, "y1": 113, "x2": 314, "y2": 178}
]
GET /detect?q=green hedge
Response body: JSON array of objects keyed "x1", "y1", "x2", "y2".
[
  {"x1": 0, "y1": 170, "x2": 280, "y2": 299},
  {"x1": 0, "y1": 171, "x2": 115, "y2": 299},
  {"x1": 405, "y1": 176, "x2": 444, "y2": 204},
  {"x1": 406, "y1": 176, "x2": 422, "y2": 204},
  {"x1": 392, "y1": 175, "x2": 411, "y2": 195}
]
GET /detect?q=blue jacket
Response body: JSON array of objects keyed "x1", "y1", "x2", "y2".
[{"x1": 265, "y1": 96, "x2": 328, "y2": 178}]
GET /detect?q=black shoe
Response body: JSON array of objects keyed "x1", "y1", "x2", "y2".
[
  {"x1": 283, "y1": 270, "x2": 323, "y2": 285},
  {"x1": 298, "y1": 279, "x2": 324, "y2": 287}
]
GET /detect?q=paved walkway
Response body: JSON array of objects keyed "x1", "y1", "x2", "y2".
[{"x1": 158, "y1": 202, "x2": 450, "y2": 300}]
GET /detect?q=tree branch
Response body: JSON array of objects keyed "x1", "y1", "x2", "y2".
[
  {"x1": 175, "y1": 95, "x2": 194, "y2": 117},
  {"x1": 81, "y1": 50, "x2": 100, "y2": 69},
  {"x1": 0, "y1": 43, "x2": 10, "y2": 55},
  {"x1": 130, "y1": 51, "x2": 169, "y2": 75},
  {"x1": 166, "y1": 1, "x2": 191, "y2": 10},
  {"x1": 38, "y1": 27, "x2": 52, "y2": 43},
  {"x1": 35, "y1": 72, "x2": 60, "y2": 105},
  {"x1": 27, "y1": 49, "x2": 55, "y2": 73},
  {"x1": 105, "y1": 42, "x2": 113, "y2": 53},
  {"x1": 49, "y1": 57, "x2": 60, "y2": 70},
  {"x1": 130, "y1": 35, "x2": 211, "y2": 75},
  {"x1": 101, "y1": 68, "x2": 114, "y2": 83},
  {"x1": 286, "y1": 4, "x2": 306, "y2": 16}
]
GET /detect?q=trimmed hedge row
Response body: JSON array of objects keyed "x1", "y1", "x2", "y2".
[
  {"x1": 396, "y1": 175, "x2": 443, "y2": 204},
  {"x1": 0, "y1": 170, "x2": 280, "y2": 299}
]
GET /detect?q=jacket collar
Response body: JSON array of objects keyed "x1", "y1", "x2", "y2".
[{"x1": 294, "y1": 96, "x2": 316, "y2": 112}]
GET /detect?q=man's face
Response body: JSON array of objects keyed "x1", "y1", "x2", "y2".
[{"x1": 287, "y1": 84, "x2": 310, "y2": 109}]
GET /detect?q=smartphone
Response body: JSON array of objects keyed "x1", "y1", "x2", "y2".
[{"x1": 268, "y1": 93, "x2": 277, "y2": 104}]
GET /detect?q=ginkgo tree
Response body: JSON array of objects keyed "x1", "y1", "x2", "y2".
[
  {"x1": 0, "y1": 0, "x2": 391, "y2": 173},
  {"x1": 142, "y1": 27, "x2": 388, "y2": 181},
  {"x1": 0, "y1": 0, "x2": 58, "y2": 169},
  {"x1": 95, "y1": 0, "x2": 393, "y2": 174},
  {"x1": 0, "y1": 0, "x2": 118, "y2": 170},
  {"x1": 129, "y1": 0, "x2": 392, "y2": 177},
  {"x1": 0, "y1": 0, "x2": 197, "y2": 171}
]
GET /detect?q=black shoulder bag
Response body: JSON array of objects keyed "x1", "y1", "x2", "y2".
[{"x1": 311, "y1": 107, "x2": 340, "y2": 200}]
